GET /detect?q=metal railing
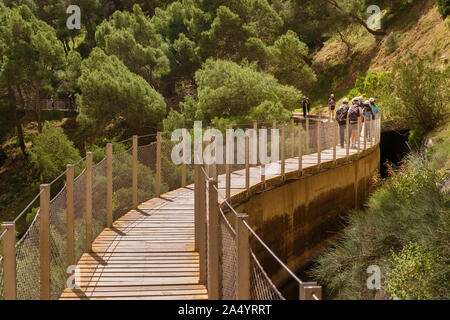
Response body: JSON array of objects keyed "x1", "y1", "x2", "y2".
[
  {"x1": 0, "y1": 114, "x2": 381, "y2": 300},
  {"x1": 193, "y1": 115, "x2": 381, "y2": 300}
]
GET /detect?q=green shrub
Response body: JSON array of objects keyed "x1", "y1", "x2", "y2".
[
  {"x1": 29, "y1": 122, "x2": 81, "y2": 183},
  {"x1": 384, "y1": 242, "x2": 447, "y2": 300},
  {"x1": 384, "y1": 32, "x2": 398, "y2": 55},
  {"x1": 438, "y1": 0, "x2": 449, "y2": 19},
  {"x1": 309, "y1": 155, "x2": 449, "y2": 299}
]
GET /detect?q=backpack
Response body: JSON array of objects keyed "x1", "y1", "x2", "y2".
[
  {"x1": 329, "y1": 98, "x2": 336, "y2": 106},
  {"x1": 348, "y1": 106, "x2": 360, "y2": 121},
  {"x1": 335, "y1": 105, "x2": 349, "y2": 122}
]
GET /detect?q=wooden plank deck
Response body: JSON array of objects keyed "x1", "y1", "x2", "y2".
[{"x1": 60, "y1": 130, "x2": 376, "y2": 300}]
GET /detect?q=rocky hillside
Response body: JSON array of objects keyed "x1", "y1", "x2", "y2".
[{"x1": 311, "y1": 0, "x2": 449, "y2": 105}]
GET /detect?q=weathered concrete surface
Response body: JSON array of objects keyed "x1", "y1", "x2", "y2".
[{"x1": 232, "y1": 146, "x2": 380, "y2": 287}]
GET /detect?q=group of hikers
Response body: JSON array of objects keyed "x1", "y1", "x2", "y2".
[
  {"x1": 302, "y1": 94, "x2": 380, "y2": 150},
  {"x1": 334, "y1": 95, "x2": 380, "y2": 149}
]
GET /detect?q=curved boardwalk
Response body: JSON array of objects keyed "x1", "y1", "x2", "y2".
[{"x1": 60, "y1": 127, "x2": 374, "y2": 300}]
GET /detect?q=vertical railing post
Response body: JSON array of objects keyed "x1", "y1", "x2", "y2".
[
  {"x1": 106, "y1": 143, "x2": 113, "y2": 228},
  {"x1": 252, "y1": 121, "x2": 258, "y2": 166},
  {"x1": 132, "y1": 135, "x2": 138, "y2": 209},
  {"x1": 281, "y1": 124, "x2": 285, "y2": 180},
  {"x1": 212, "y1": 134, "x2": 218, "y2": 183},
  {"x1": 305, "y1": 118, "x2": 310, "y2": 155},
  {"x1": 364, "y1": 119, "x2": 367, "y2": 151},
  {"x1": 317, "y1": 121, "x2": 321, "y2": 169},
  {"x1": 181, "y1": 129, "x2": 187, "y2": 188},
  {"x1": 195, "y1": 164, "x2": 207, "y2": 285},
  {"x1": 40, "y1": 184, "x2": 50, "y2": 300},
  {"x1": 207, "y1": 178, "x2": 220, "y2": 299},
  {"x1": 156, "y1": 132, "x2": 162, "y2": 197},
  {"x1": 226, "y1": 125, "x2": 232, "y2": 201},
  {"x1": 346, "y1": 116, "x2": 350, "y2": 160},
  {"x1": 206, "y1": 126, "x2": 211, "y2": 178},
  {"x1": 357, "y1": 116, "x2": 361, "y2": 155},
  {"x1": 370, "y1": 118, "x2": 374, "y2": 147},
  {"x1": 85, "y1": 152, "x2": 93, "y2": 252},
  {"x1": 245, "y1": 131, "x2": 250, "y2": 191},
  {"x1": 379, "y1": 115, "x2": 381, "y2": 144},
  {"x1": 298, "y1": 122, "x2": 303, "y2": 175},
  {"x1": 1, "y1": 222, "x2": 16, "y2": 300},
  {"x1": 290, "y1": 119, "x2": 295, "y2": 158},
  {"x1": 66, "y1": 164, "x2": 75, "y2": 267},
  {"x1": 260, "y1": 127, "x2": 266, "y2": 186},
  {"x1": 236, "y1": 214, "x2": 250, "y2": 300},
  {"x1": 333, "y1": 121, "x2": 337, "y2": 165}
]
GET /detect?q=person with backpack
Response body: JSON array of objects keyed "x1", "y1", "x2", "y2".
[
  {"x1": 302, "y1": 96, "x2": 310, "y2": 118},
  {"x1": 363, "y1": 100, "x2": 375, "y2": 141},
  {"x1": 349, "y1": 97, "x2": 362, "y2": 149},
  {"x1": 328, "y1": 94, "x2": 337, "y2": 118},
  {"x1": 335, "y1": 98, "x2": 350, "y2": 148},
  {"x1": 369, "y1": 98, "x2": 379, "y2": 119},
  {"x1": 358, "y1": 96, "x2": 365, "y2": 109}
]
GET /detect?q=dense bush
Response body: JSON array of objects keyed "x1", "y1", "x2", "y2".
[
  {"x1": 164, "y1": 59, "x2": 302, "y2": 133},
  {"x1": 438, "y1": 0, "x2": 449, "y2": 19},
  {"x1": 384, "y1": 32, "x2": 398, "y2": 55},
  {"x1": 386, "y1": 55, "x2": 450, "y2": 149},
  {"x1": 29, "y1": 122, "x2": 81, "y2": 183},
  {"x1": 384, "y1": 242, "x2": 447, "y2": 299},
  {"x1": 310, "y1": 155, "x2": 449, "y2": 299}
]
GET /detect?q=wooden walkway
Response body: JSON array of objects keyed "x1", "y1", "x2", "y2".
[{"x1": 60, "y1": 131, "x2": 375, "y2": 300}]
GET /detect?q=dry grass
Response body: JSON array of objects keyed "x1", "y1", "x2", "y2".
[{"x1": 311, "y1": 0, "x2": 449, "y2": 95}]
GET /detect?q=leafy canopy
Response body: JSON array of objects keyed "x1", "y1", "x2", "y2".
[
  {"x1": 29, "y1": 122, "x2": 81, "y2": 183},
  {"x1": 77, "y1": 48, "x2": 166, "y2": 136}
]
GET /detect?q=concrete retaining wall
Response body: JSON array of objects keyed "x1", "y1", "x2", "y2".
[{"x1": 228, "y1": 146, "x2": 380, "y2": 286}]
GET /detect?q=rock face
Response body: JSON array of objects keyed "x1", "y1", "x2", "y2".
[{"x1": 381, "y1": 119, "x2": 412, "y2": 133}]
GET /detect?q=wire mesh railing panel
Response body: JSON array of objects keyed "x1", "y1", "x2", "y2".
[
  {"x1": 161, "y1": 140, "x2": 183, "y2": 192},
  {"x1": 112, "y1": 149, "x2": 133, "y2": 221},
  {"x1": 250, "y1": 251, "x2": 285, "y2": 300},
  {"x1": 15, "y1": 210, "x2": 40, "y2": 300},
  {"x1": 219, "y1": 213, "x2": 237, "y2": 300},
  {"x1": 92, "y1": 159, "x2": 107, "y2": 241},
  {"x1": 137, "y1": 142, "x2": 157, "y2": 170},
  {"x1": 73, "y1": 171, "x2": 86, "y2": 263},
  {"x1": 137, "y1": 143, "x2": 158, "y2": 204},
  {"x1": 49, "y1": 186, "x2": 68, "y2": 300}
]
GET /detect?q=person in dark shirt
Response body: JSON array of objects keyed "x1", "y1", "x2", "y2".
[
  {"x1": 328, "y1": 94, "x2": 337, "y2": 118},
  {"x1": 335, "y1": 98, "x2": 350, "y2": 148},
  {"x1": 302, "y1": 96, "x2": 311, "y2": 118}
]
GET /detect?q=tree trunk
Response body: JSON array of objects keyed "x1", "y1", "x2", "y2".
[
  {"x1": 36, "y1": 87, "x2": 42, "y2": 133},
  {"x1": 145, "y1": 0, "x2": 155, "y2": 15},
  {"x1": 10, "y1": 87, "x2": 27, "y2": 158},
  {"x1": 338, "y1": 31, "x2": 351, "y2": 57},
  {"x1": 351, "y1": 14, "x2": 387, "y2": 36}
]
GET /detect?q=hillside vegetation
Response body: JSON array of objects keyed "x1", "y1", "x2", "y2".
[
  {"x1": 0, "y1": 0, "x2": 449, "y2": 299},
  {"x1": 311, "y1": 0, "x2": 450, "y2": 108}
]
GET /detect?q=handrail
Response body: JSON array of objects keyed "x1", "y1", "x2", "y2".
[
  {"x1": 196, "y1": 114, "x2": 381, "y2": 300},
  {"x1": 1, "y1": 114, "x2": 381, "y2": 300},
  {"x1": 242, "y1": 220, "x2": 303, "y2": 285},
  {"x1": 12, "y1": 189, "x2": 43, "y2": 224}
]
